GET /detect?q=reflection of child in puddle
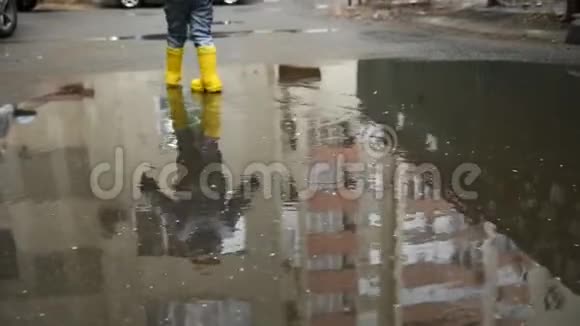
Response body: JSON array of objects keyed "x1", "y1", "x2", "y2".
[
  {"x1": 140, "y1": 88, "x2": 257, "y2": 264},
  {"x1": 169, "y1": 91, "x2": 223, "y2": 195}
]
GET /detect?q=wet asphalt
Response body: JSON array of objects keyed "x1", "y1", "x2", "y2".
[
  {"x1": 2, "y1": 0, "x2": 580, "y2": 101},
  {"x1": 2, "y1": 0, "x2": 580, "y2": 325}
]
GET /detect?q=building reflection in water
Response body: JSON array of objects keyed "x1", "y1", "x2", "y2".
[
  {"x1": 277, "y1": 63, "x2": 383, "y2": 326},
  {"x1": 277, "y1": 60, "x2": 580, "y2": 326},
  {"x1": 395, "y1": 169, "x2": 535, "y2": 325},
  {"x1": 357, "y1": 59, "x2": 580, "y2": 325},
  {"x1": 146, "y1": 299, "x2": 252, "y2": 326}
]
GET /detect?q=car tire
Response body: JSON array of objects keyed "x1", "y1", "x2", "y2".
[
  {"x1": 119, "y1": 0, "x2": 141, "y2": 9},
  {"x1": 0, "y1": 0, "x2": 18, "y2": 38},
  {"x1": 17, "y1": 0, "x2": 36, "y2": 12}
]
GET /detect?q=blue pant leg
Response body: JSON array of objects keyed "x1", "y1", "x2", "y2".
[
  {"x1": 165, "y1": 0, "x2": 191, "y2": 48},
  {"x1": 190, "y1": 0, "x2": 214, "y2": 47}
]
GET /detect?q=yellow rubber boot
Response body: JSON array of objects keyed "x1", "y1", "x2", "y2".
[
  {"x1": 191, "y1": 45, "x2": 222, "y2": 93},
  {"x1": 166, "y1": 47, "x2": 184, "y2": 87},
  {"x1": 201, "y1": 94, "x2": 222, "y2": 139},
  {"x1": 166, "y1": 87, "x2": 188, "y2": 130}
]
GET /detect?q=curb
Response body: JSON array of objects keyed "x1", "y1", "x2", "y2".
[
  {"x1": 411, "y1": 15, "x2": 566, "y2": 43},
  {"x1": 336, "y1": 4, "x2": 569, "y2": 44},
  {"x1": 37, "y1": 2, "x2": 99, "y2": 10}
]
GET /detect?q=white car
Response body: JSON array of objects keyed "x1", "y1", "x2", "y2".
[{"x1": 0, "y1": 0, "x2": 17, "y2": 38}]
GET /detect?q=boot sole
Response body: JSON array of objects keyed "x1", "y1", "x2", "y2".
[{"x1": 191, "y1": 86, "x2": 222, "y2": 93}]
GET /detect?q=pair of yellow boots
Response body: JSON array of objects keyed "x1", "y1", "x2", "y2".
[{"x1": 166, "y1": 45, "x2": 222, "y2": 93}]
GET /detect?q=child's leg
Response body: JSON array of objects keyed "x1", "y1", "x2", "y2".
[
  {"x1": 165, "y1": 0, "x2": 190, "y2": 48},
  {"x1": 190, "y1": 0, "x2": 222, "y2": 93},
  {"x1": 164, "y1": 0, "x2": 190, "y2": 86},
  {"x1": 190, "y1": 0, "x2": 214, "y2": 48}
]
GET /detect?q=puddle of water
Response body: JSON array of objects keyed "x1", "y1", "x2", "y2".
[
  {"x1": 213, "y1": 20, "x2": 244, "y2": 25},
  {"x1": 1, "y1": 60, "x2": 580, "y2": 326},
  {"x1": 94, "y1": 28, "x2": 339, "y2": 42},
  {"x1": 4, "y1": 28, "x2": 340, "y2": 44}
]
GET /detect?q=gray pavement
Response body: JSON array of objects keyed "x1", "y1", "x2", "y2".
[{"x1": 1, "y1": 0, "x2": 580, "y2": 102}]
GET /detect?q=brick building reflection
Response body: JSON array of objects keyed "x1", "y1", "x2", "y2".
[
  {"x1": 396, "y1": 166, "x2": 535, "y2": 325},
  {"x1": 278, "y1": 64, "x2": 382, "y2": 326},
  {"x1": 303, "y1": 145, "x2": 360, "y2": 326},
  {"x1": 355, "y1": 59, "x2": 580, "y2": 325},
  {"x1": 278, "y1": 61, "x2": 576, "y2": 326}
]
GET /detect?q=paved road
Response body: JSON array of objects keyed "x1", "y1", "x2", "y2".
[{"x1": 1, "y1": 0, "x2": 580, "y2": 102}]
